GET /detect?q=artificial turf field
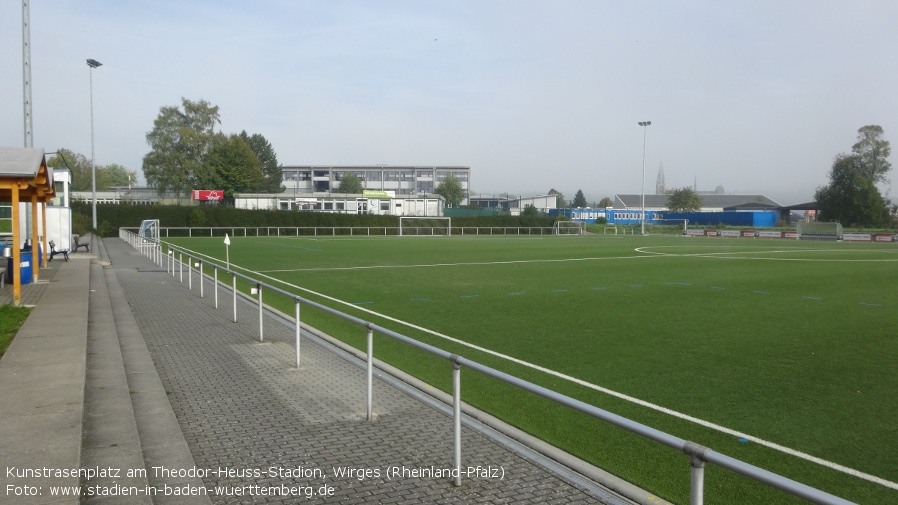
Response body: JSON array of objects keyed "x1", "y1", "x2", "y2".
[{"x1": 166, "y1": 233, "x2": 898, "y2": 504}]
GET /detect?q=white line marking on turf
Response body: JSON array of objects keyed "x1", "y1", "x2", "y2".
[
  {"x1": 256, "y1": 254, "x2": 656, "y2": 273},
  {"x1": 174, "y1": 244, "x2": 898, "y2": 491}
]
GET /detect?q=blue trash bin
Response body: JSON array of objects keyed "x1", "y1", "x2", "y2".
[
  {"x1": 8, "y1": 250, "x2": 33, "y2": 285},
  {"x1": 23, "y1": 241, "x2": 42, "y2": 268}
]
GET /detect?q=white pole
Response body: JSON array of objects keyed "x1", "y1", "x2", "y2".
[
  {"x1": 87, "y1": 59, "x2": 102, "y2": 230},
  {"x1": 638, "y1": 121, "x2": 652, "y2": 236}
]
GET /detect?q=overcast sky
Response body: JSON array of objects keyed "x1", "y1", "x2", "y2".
[{"x1": 2, "y1": 1, "x2": 896, "y2": 205}]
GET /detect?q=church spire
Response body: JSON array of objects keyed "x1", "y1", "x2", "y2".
[{"x1": 655, "y1": 161, "x2": 666, "y2": 194}]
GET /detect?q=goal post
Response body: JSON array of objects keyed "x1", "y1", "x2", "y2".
[
  {"x1": 645, "y1": 219, "x2": 688, "y2": 235},
  {"x1": 796, "y1": 221, "x2": 842, "y2": 240},
  {"x1": 552, "y1": 221, "x2": 585, "y2": 235},
  {"x1": 398, "y1": 216, "x2": 452, "y2": 236}
]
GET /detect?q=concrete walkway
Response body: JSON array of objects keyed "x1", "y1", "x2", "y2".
[{"x1": 0, "y1": 237, "x2": 658, "y2": 505}]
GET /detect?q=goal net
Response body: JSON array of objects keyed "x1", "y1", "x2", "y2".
[
  {"x1": 647, "y1": 219, "x2": 688, "y2": 235},
  {"x1": 399, "y1": 217, "x2": 452, "y2": 236},
  {"x1": 552, "y1": 221, "x2": 585, "y2": 235},
  {"x1": 138, "y1": 219, "x2": 160, "y2": 244},
  {"x1": 796, "y1": 221, "x2": 842, "y2": 240}
]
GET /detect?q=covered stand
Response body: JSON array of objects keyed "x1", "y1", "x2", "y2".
[{"x1": 0, "y1": 148, "x2": 55, "y2": 305}]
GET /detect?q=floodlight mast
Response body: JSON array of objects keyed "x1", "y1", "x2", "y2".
[
  {"x1": 638, "y1": 121, "x2": 652, "y2": 235},
  {"x1": 87, "y1": 58, "x2": 102, "y2": 230}
]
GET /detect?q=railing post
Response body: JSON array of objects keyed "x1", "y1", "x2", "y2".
[
  {"x1": 257, "y1": 284, "x2": 264, "y2": 342},
  {"x1": 198, "y1": 260, "x2": 204, "y2": 298},
  {"x1": 451, "y1": 354, "x2": 462, "y2": 487},
  {"x1": 366, "y1": 326, "x2": 374, "y2": 421},
  {"x1": 683, "y1": 441, "x2": 709, "y2": 505},
  {"x1": 179, "y1": 252, "x2": 183, "y2": 283},
  {"x1": 232, "y1": 273, "x2": 238, "y2": 323},
  {"x1": 188, "y1": 258, "x2": 193, "y2": 290},
  {"x1": 214, "y1": 267, "x2": 219, "y2": 309},
  {"x1": 295, "y1": 297, "x2": 300, "y2": 368}
]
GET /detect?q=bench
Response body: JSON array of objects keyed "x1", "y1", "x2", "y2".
[
  {"x1": 49, "y1": 240, "x2": 69, "y2": 262},
  {"x1": 73, "y1": 235, "x2": 90, "y2": 253}
]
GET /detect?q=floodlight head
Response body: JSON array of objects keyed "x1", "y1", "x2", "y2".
[
  {"x1": 86, "y1": 59, "x2": 102, "y2": 68},
  {"x1": 638, "y1": 121, "x2": 652, "y2": 126}
]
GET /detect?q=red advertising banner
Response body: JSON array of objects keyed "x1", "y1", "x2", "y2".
[{"x1": 193, "y1": 190, "x2": 224, "y2": 201}]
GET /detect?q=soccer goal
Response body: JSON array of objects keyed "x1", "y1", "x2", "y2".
[
  {"x1": 552, "y1": 221, "x2": 585, "y2": 235},
  {"x1": 796, "y1": 221, "x2": 842, "y2": 241},
  {"x1": 646, "y1": 219, "x2": 689, "y2": 235},
  {"x1": 398, "y1": 216, "x2": 452, "y2": 236}
]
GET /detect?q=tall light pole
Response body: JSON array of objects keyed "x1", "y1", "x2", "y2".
[
  {"x1": 87, "y1": 58, "x2": 102, "y2": 231},
  {"x1": 638, "y1": 121, "x2": 652, "y2": 235}
]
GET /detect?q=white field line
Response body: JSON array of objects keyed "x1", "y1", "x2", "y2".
[
  {"x1": 257, "y1": 254, "x2": 653, "y2": 273},
  {"x1": 635, "y1": 246, "x2": 898, "y2": 262},
  {"x1": 174, "y1": 243, "x2": 898, "y2": 490}
]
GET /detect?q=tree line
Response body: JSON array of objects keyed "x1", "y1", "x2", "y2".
[{"x1": 47, "y1": 149, "x2": 138, "y2": 192}]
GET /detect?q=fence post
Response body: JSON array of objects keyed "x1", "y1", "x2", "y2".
[
  {"x1": 451, "y1": 355, "x2": 462, "y2": 487},
  {"x1": 198, "y1": 260, "x2": 204, "y2": 298},
  {"x1": 366, "y1": 326, "x2": 374, "y2": 421},
  {"x1": 188, "y1": 257, "x2": 192, "y2": 290},
  {"x1": 295, "y1": 297, "x2": 300, "y2": 368},
  {"x1": 179, "y1": 252, "x2": 184, "y2": 283},
  {"x1": 257, "y1": 284, "x2": 264, "y2": 342},
  {"x1": 232, "y1": 273, "x2": 238, "y2": 323},
  {"x1": 683, "y1": 441, "x2": 709, "y2": 505}
]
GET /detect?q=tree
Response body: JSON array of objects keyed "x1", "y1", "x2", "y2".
[
  {"x1": 667, "y1": 187, "x2": 702, "y2": 212},
  {"x1": 572, "y1": 189, "x2": 587, "y2": 208},
  {"x1": 97, "y1": 163, "x2": 137, "y2": 190},
  {"x1": 337, "y1": 173, "x2": 363, "y2": 194},
  {"x1": 814, "y1": 125, "x2": 892, "y2": 227},
  {"x1": 598, "y1": 196, "x2": 613, "y2": 208},
  {"x1": 143, "y1": 98, "x2": 221, "y2": 196},
  {"x1": 521, "y1": 204, "x2": 540, "y2": 217},
  {"x1": 851, "y1": 125, "x2": 891, "y2": 184},
  {"x1": 434, "y1": 175, "x2": 464, "y2": 207},
  {"x1": 815, "y1": 154, "x2": 889, "y2": 226},
  {"x1": 48, "y1": 148, "x2": 91, "y2": 191},
  {"x1": 48, "y1": 149, "x2": 137, "y2": 191},
  {"x1": 239, "y1": 131, "x2": 283, "y2": 193},
  {"x1": 204, "y1": 134, "x2": 264, "y2": 202}
]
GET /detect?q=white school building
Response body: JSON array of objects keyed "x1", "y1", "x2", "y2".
[{"x1": 233, "y1": 190, "x2": 444, "y2": 217}]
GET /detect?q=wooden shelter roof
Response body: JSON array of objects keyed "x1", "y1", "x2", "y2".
[{"x1": 0, "y1": 147, "x2": 55, "y2": 201}]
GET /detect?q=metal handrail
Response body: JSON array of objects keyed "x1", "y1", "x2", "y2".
[{"x1": 119, "y1": 229, "x2": 856, "y2": 505}]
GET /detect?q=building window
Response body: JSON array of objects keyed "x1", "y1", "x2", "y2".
[
  {"x1": 401, "y1": 171, "x2": 414, "y2": 181},
  {"x1": 384, "y1": 171, "x2": 399, "y2": 181},
  {"x1": 380, "y1": 201, "x2": 389, "y2": 211},
  {"x1": 336, "y1": 202, "x2": 345, "y2": 210}
]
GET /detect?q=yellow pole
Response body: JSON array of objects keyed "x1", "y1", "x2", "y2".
[
  {"x1": 31, "y1": 194, "x2": 39, "y2": 282},
  {"x1": 11, "y1": 184, "x2": 21, "y2": 305},
  {"x1": 41, "y1": 199, "x2": 48, "y2": 267}
]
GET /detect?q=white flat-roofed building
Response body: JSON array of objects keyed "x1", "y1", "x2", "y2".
[
  {"x1": 234, "y1": 191, "x2": 444, "y2": 216},
  {"x1": 280, "y1": 165, "x2": 470, "y2": 205}
]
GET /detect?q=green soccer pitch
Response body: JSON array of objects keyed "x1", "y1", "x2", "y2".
[{"x1": 165, "y1": 234, "x2": 898, "y2": 504}]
